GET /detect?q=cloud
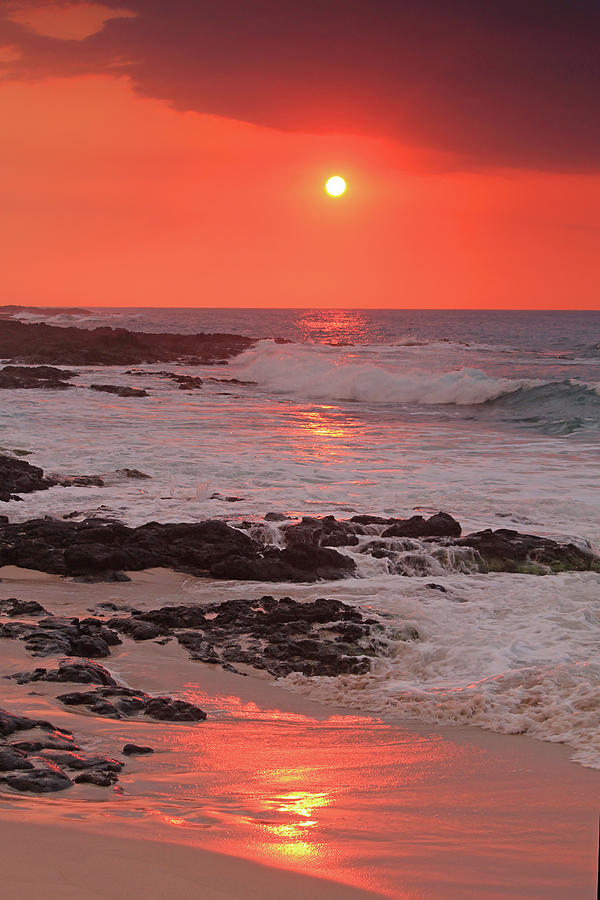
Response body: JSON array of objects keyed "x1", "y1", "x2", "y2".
[
  {"x1": 1, "y1": 0, "x2": 599, "y2": 170},
  {"x1": 5, "y1": 1, "x2": 136, "y2": 41}
]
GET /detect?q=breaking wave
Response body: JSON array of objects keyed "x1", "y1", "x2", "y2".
[{"x1": 229, "y1": 341, "x2": 600, "y2": 432}]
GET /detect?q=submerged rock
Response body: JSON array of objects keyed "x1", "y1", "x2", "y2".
[
  {"x1": 122, "y1": 744, "x2": 154, "y2": 756},
  {"x1": 57, "y1": 687, "x2": 207, "y2": 723},
  {"x1": 0, "y1": 364, "x2": 75, "y2": 390},
  {"x1": 456, "y1": 528, "x2": 600, "y2": 574},
  {"x1": 9, "y1": 658, "x2": 117, "y2": 686},
  {"x1": 0, "y1": 705, "x2": 119, "y2": 793},
  {"x1": 2, "y1": 767, "x2": 73, "y2": 793},
  {"x1": 89, "y1": 384, "x2": 149, "y2": 398},
  {"x1": 0, "y1": 454, "x2": 58, "y2": 502}
]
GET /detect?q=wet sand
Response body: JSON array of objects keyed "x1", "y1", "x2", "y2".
[{"x1": 0, "y1": 567, "x2": 598, "y2": 899}]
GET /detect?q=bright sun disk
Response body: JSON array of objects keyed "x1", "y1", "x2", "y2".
[{"x1": 325, "y1": 175, "x2": 346, "y2": 196}]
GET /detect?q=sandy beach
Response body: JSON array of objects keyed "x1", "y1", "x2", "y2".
[{"x1": 0, "y1": 567, "x2": 598, "y2": 899}]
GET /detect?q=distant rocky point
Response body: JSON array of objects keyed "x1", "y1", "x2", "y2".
[
  {"x1": 0, "y1": 305, "x2": 91, "y2": 318},
  {"x1": 0, "y1": 319, "x2": 254, "y2": 365}
]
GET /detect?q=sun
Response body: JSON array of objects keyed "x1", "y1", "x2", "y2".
[{"x1": 325, "y1": 175, "x2": 347, "y2": 197}]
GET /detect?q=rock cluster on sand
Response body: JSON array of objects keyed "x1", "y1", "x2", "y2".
[
  {"x1": 0, "y1": 615, "x2": 121, "y2": 658},
  {"x1": 110, "y1": 595, "x2": 386, "y2": 678},
  {"x1": 0, "y1": 707, "x2": 123, "y2": 792},
  {"x1": 1, "y1": 594, "x2": 389, "y2": 679},
  {"x1": 57, "y1": 687, "x2": 207, "y2": 722},
  {"x1": 0, "y1": 319, "x2": 254, "y2": 365}
]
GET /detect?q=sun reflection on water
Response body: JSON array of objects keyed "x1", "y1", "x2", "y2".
[{"x1": 296, "y1": 309, "x2": 376, "y2": 345}]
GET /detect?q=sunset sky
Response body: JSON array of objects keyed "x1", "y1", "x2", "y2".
[{"x1": 0, "y1": 0, "x2": 598, "y2": 309}]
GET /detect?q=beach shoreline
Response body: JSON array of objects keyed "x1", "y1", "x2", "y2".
[{"x1": 0, "y1": 567, "x2": 598, "y2": 898}]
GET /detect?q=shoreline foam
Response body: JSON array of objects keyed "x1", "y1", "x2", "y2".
[{"x1": 0, "y1": 569, "x2": 599, "y2": 898}]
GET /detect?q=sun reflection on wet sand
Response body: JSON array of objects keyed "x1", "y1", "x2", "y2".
[
  {"x1": 3, "y1": 641, "x2": 598, "y2": 899},
  {"x1": 143, "y1": 694, "x2": 456, "y2": 896}
]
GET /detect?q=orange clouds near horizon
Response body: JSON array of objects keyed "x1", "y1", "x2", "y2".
[{"x1": 0, "y1": 73, "x2": 599, "y2": 309}]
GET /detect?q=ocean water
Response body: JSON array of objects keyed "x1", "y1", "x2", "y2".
[{"x1": 2, "y1": 307, "x2": 600, "y2": 766}]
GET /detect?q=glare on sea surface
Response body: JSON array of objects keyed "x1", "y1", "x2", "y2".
[{"x1": 325, "y1": 175, "x2": 347, "y2": 196}]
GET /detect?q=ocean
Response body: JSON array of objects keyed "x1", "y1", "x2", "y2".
[{"x1": 2, "y1": 307, "x2": 600, "y2": 766}]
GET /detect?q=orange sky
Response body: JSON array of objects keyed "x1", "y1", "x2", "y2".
[{"x1": 0, "y1": 2, "x2": 599, "y2": 308}]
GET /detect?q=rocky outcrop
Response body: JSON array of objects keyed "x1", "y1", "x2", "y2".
[
  {"x1": 0, "y1": 598, "x2": 47, "y2": 617},
  {"x1": 0, "y1": 319, "x2": 254, "y2": 366},
  {"x1": 0, "y1": 454, "x2": 105, "y2": 502},
  {"x1": 110, "y1": 595, "x2": 389, "y2": 678},
  {"x1": 0, "y1": 517, "x2": 355, "y2": 581},
  {"x1": 456, "y1": 528, "x2": 600, "y2": 574},
  {"x1": 381, "y1": 512, "x2": 462, "y2": 539},
  {"x1": 283, "y1": 515, "x2": 361, "y2": 548},
  {"x1": 0, "y1": 454, "x2": 58, "y2": 501},
  {"x1": 0, "y1": 365, "x2": 76, "y2": 390},
  {"x1": 89, "y1": 384, "x2": 149, "y2": 398},
  {"x1": 1, "y1": 509, "x2": 596, "y2": 581}
]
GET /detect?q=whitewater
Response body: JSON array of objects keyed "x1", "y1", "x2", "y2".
[{"x1": 1, "y1": 307, "x2": 599, "y2": 766}]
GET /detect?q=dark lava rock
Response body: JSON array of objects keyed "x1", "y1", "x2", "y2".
[
  {"x1": 176, "y1": 632, "x2": 218, "y2": 662},
  {"x1": 0, "y1": 615, "x2": 121, "y2": 659},
  {"x1": 283, "y1": 515, "x2": 362, "y2": 549},
  {"x1": 171, "y1": 374, "x2": 203, "y2": 390},
  {"x1": 9, "y1": 658, "x2": 117, "y2": 686},
  {"x1": 0, "y1": 598, "x2": 48, "y2": 617},
  {"x1": 456, "y1": 528, "x2": 600, "y2": 574},
  {"x1": 0, "y1": 364, "x2": 75, "y2": 390},
  {"x1": 12, "y1": 737, "x2": 81, "y2": 752},
  {"x1": 0, "y1": 318, "x2": 254, "y2": 366},
  {"x1": 350, "y1": 515, "x2": 397, "y2": 525},
  {"x1": 58, "y1": 474, "x2": 104, "y2": 487},
  {"x1": 39, "y1": 750, "x2": 123, "y2": 773},
  {"x1": 2, "y1": 768, "x2": 72, "y2": 793},
  {"x1": 0, "y1": 745, "x2": 33, "y2": 771},
  {"x1": 0, "y1": 706, "x2": 119, "y2": 792},
  {"x1": 0, "y1": 455, "x2": 105, "y2": 502},
  {"x1": 144, "y1": 698, "x2": 207, "y2": 722},
  {"x1": 106, "y1": 618, "x2": 161, "y2": 641},
  {"x1": 90, "y1": 384, "x2": 149, "y2": 398},
  {"x1": 122, "y1": 744, "x2": 154, "y2": 756},
  {"x1": 115, "y1": 468, "x2": 150, "y2": 479},
  {"x1": 132, "y1": 595, "x2": 383, "y2": 679},
  {"x1": 382, "y1": 512, "x2": 462, "y2": 539},
  {"x1": 0, "y1": 516, "x2": 354, "y2": 581},
  {"x1": 0, "y1": 707, "x2": 69, "y2": 738},
  {"x1": 73, "y1": 571, "x2": 131, "y2": 583},
  {"x1": 74, "y1": 770, "x2": 119, "y2": 786},
  {"x1": 57, "y1": 687, "x2": 207, "y2": 723},
  {"x1": 425, "y1": 583, "x2": 448, "y2": 593},
  {"x1": 264, "y1": 512, "x2": 289, "y2": 522},
  {"x1": 0, "y1": 454, "x2": 58, "y2": 501}
]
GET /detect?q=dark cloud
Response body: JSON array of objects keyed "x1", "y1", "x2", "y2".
[{"x1": 2, "y1": 0, "x2": 599, "y2": 170}]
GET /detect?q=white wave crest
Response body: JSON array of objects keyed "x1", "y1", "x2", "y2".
[{"x1": 228, "y1": 341, "x2": 535, "y2": 405}]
